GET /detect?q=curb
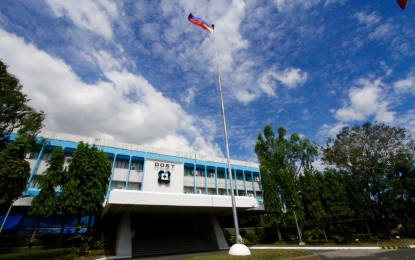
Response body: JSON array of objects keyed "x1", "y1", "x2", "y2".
[{"x1": 380, "y1": 245, "x2": 411, "y2": 249}]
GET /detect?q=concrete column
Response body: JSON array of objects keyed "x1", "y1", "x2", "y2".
[
  {"x1": 211, "y1": 214, "x2": 229, "y2": 250},
  {"x1": 115, "y1": 212, "x2": 132, "y2": 258}
]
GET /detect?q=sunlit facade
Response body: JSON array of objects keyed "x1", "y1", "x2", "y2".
[{"x1": 24, "y1": 131, "x2": 264, "y2": 257}]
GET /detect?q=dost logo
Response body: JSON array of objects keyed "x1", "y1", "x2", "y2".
[{"x1": 154, "y1": 162, "x2": 174, "y2": 184}]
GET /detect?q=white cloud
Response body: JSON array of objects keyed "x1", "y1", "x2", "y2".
[
  {"x1": 234, "y1": 90, "x2": 258, "y2": 104},
  {"x1": 334, "y1": 78, "x2": 395, "y2": 123},
  {"x1": 394, "y1": 75, "x2": 415, "y2": 94},
  {"x1": 275, "y1": 68, "x2": 308, "y2": 88},
  {"x1": 0, "y1": 28, "x2": 221, "y2": 157},
  {"x1": 319, "y1": 122, "x2": 348, "y2": 138},
  {"x1": 180, "y1": 87, "x2": 196, "y2": 106},
  {"x1": 395, "y1": 109, "x2": 415, "y2": 135},
  {"x1": 354, "y1": 12, "x2": 380, "y2": 27},
  {"x1": 257, "y1": 67, "x2": 308, "y2": 95},
  {"x1": 45, "y1": 0, "x2": 118, "y2": 39},
  {"x1": 368, "y1": 23, "x2": 393, "y2": 41},
  {"x1": 273, "y1": 0, "x2": 323, "y2": 11}
]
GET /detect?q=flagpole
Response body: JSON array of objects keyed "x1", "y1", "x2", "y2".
[{"x1": 211, "y1": 24, "x2": 250, "y2": 256}]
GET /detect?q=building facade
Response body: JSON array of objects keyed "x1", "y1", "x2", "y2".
[{"x1": 23, "y1": 132, "x2": 263, "y2": 257}]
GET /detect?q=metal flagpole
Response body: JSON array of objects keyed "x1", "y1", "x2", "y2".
[{"x1": 211, "y1": 24, "x2": 244, "y2": 249}]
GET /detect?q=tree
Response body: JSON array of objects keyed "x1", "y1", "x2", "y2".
[
  {"x1": 0, "y1": 135, "x2": 31, "y2": 210},
  {"x1": 299, "y1": 169, "x2": 326, "y2": 223},
  {"x1": 322, "y1": 122, "x2": 415, "y2": 238},
  {"x1": 0, "y1": 59, "x2": 45, "y2": 151},
  {"x1": 29, "y1": 146, "x2": 66, "y2": 218},
  {"x1": 59, "y1": 142, "x2": 112, "y2": 231},
  {"x1": 255, "y1": 125, "x2": 319, "y2": 241}
]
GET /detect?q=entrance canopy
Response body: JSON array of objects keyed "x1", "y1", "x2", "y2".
[{"x1": 103, "y1": 190, "x2": 264, "y2": 216}]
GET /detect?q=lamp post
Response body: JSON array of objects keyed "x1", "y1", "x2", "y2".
[{"x1": 0, "y1": 198, "x2": 17, "y2": 234}]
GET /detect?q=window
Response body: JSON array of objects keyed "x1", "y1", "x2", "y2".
[
  {"x1": 127, "y1": 183, "x2": 141, "y2": 190},
  {"x1": 208, "y1": 188, "x2": 216, "y2": 195},
  {"x1": 236, "y1": 173, "x2": 244, "y2": 180},
  {"x1": 41, "y1": 152, "x2": 52, "y2": 161},
  {"x1": 256, "y1": 191, "x2": 263, "y2": 199},
  {"x1": 28, "y1": 150, "x2": 40, "y2": 160},
  {"x1": 217, "y1": 171, "x2": 225, "y2": 179},
  {"x1": 29, "y1": 176, "x2": 42, "y2": 188},
  {"x1": 130, "y1": 162, "x2": 144, "y2": 171},
  {"x1": 184, "y1": 168, "x2": 193, "y2": 176},
  {"x1": 184, "y1": 186, "x2": 194, "y2": 194},
  {"x1": 115, "y1": 159, "x2": 129, "y2": 169},
  {"x1": 110, "y1": 181, "x2": 125, "y2": 190},
  {"x1": 245, "y1": 173, "x2": 252, "y2": 182},
  {"x1": 218, "y1": 189, "x2": 226, "y2": 195}
]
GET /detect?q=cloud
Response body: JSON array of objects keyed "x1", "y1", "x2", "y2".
[
  {"x1": 257, "y1": 67, "x2": 308, "y2": 96},
  {"x1": 319, "y1": 122, "x2": 348, "y2": 139},
  {"x1": 45, "y1": 0, "x2": 118, "y2": 39},
  {"x1": 334, "y1": 78, "x2": 395, "y2": 123},
  {"x1": 395, "y1": 109, "x2": 415, "y2": 135},
  {"x1": 354, "y1": 12, "x2": 380, "y2": 27},
  {"x1": 275, "y1": 68, "x2": 308, "y2": 88},
  {"x1": 394, "y1": 74, "x2": 415, "y2": 94},
  {"x1": 0, "y1": 28, "x2": 221, "y2": 157},
  {"x1": 273, "y1": 0, "x2": 323, "y2": 11}
]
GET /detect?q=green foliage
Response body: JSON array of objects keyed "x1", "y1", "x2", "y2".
[
  {"x1": 29, "y1": 146, "x2": 66, "y2": 217},
  {"x1": 303, "y1": 227, "x2": 324, "y2": 241},
  {"x1": 319, "y1": 169, "x2": 354, "y2": 221},
  {"x1": 299, "y1": 169, "x2": 326, "y2": 221},
  {"x1": 0, "y1": 135, "x2": 31, "y2": 208},
  {"x1": 0, "y1": 59, "x2": 45, "y2": 151},
  {"x1": 255, "y1": 125, "x2": 318, "y2": 231},
  {"x1": 59, "y1": 142, "x2": 112, "y2": 216},
  {"x1": 322, "y1": 122, "x2": 415, "y2": 237}
]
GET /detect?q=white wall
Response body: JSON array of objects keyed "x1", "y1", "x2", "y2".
[{"x1": 142, "y1": 159, "x2": 183, "y2": 193}]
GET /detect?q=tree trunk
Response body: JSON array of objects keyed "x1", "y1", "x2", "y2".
[
  {"x1": 75, "y1": 214, "x2": 82, "y2": 234},
  {"x1": 277, "y1": 226, "x2": 283, "y2": 242},
  {"x1": 58, "y1": 215, "x2": 66, "y2": 248},
  {"x1": 322, "y1": 224, "x2": 328, "y2": 241},
  {"x1": 87, "y1": 215, "x2": 93, "y2": 234},
  {"x1": 365, "y1": 221, "x2": 372, "y2": 239}
]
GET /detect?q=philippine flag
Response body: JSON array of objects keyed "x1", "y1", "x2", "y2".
[{"x1": 188, "y1": 13, "x2": 213, "y2": 34}]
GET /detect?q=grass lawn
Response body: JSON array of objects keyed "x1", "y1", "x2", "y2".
[
  {"x1": 257, "y1": 238, "x2": 415, "y2": 247},
  {"x1": 186, "y1": 250, "x2": 312, "y2": 260},
  {"x1": 184, "y1": 239, "x2": 415, "y2": 260}
]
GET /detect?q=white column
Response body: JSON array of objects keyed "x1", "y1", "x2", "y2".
[
  {"x1": 115, "y1": 212, "x2": 132, "y2": 257},
  {"x1": 211, "y1": 214, "x2": 229, "y2": 250}
]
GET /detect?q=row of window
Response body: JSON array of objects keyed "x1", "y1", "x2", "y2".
[
  {"x1": 183, "y1": 186, "x2": 262, "y2": 197},
  {"x1": 183, "y1": 168, "x2": 259, "y2": 182}
]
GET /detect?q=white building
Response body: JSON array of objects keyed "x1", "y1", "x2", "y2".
[{"x1": 24, "y1": 131, "x2": 263, "y2": 257}]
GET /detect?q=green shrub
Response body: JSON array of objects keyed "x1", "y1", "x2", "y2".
[
  {"x1": 333, "y1": 235, "x2": 346, "y2": 244},
  {"x1": 244, "y1": 233, "x2": 259, "y2": 245},
  {"x1": 304, "y1": 227, "x2": 324, "y2": 241}
]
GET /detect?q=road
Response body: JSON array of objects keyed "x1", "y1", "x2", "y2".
[{"x1": 314, "y1": 248, "x2": 415, "y2": 259}]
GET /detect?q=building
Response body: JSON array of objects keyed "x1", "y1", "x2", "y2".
[{"x1": 21, "y1": 131, "x2": 263, "y2": 257}]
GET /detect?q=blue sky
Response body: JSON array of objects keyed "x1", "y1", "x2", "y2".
[{"x1": 1, "y1": 0, "x2": 414, "y2": 164}]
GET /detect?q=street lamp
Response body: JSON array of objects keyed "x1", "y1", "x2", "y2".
[
  {"x1": 0, "y1": 195, "x2": 31, "y2": 234},
  {"x1": 0, "y1": 198, "x2": 17, "y2": 234}
]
